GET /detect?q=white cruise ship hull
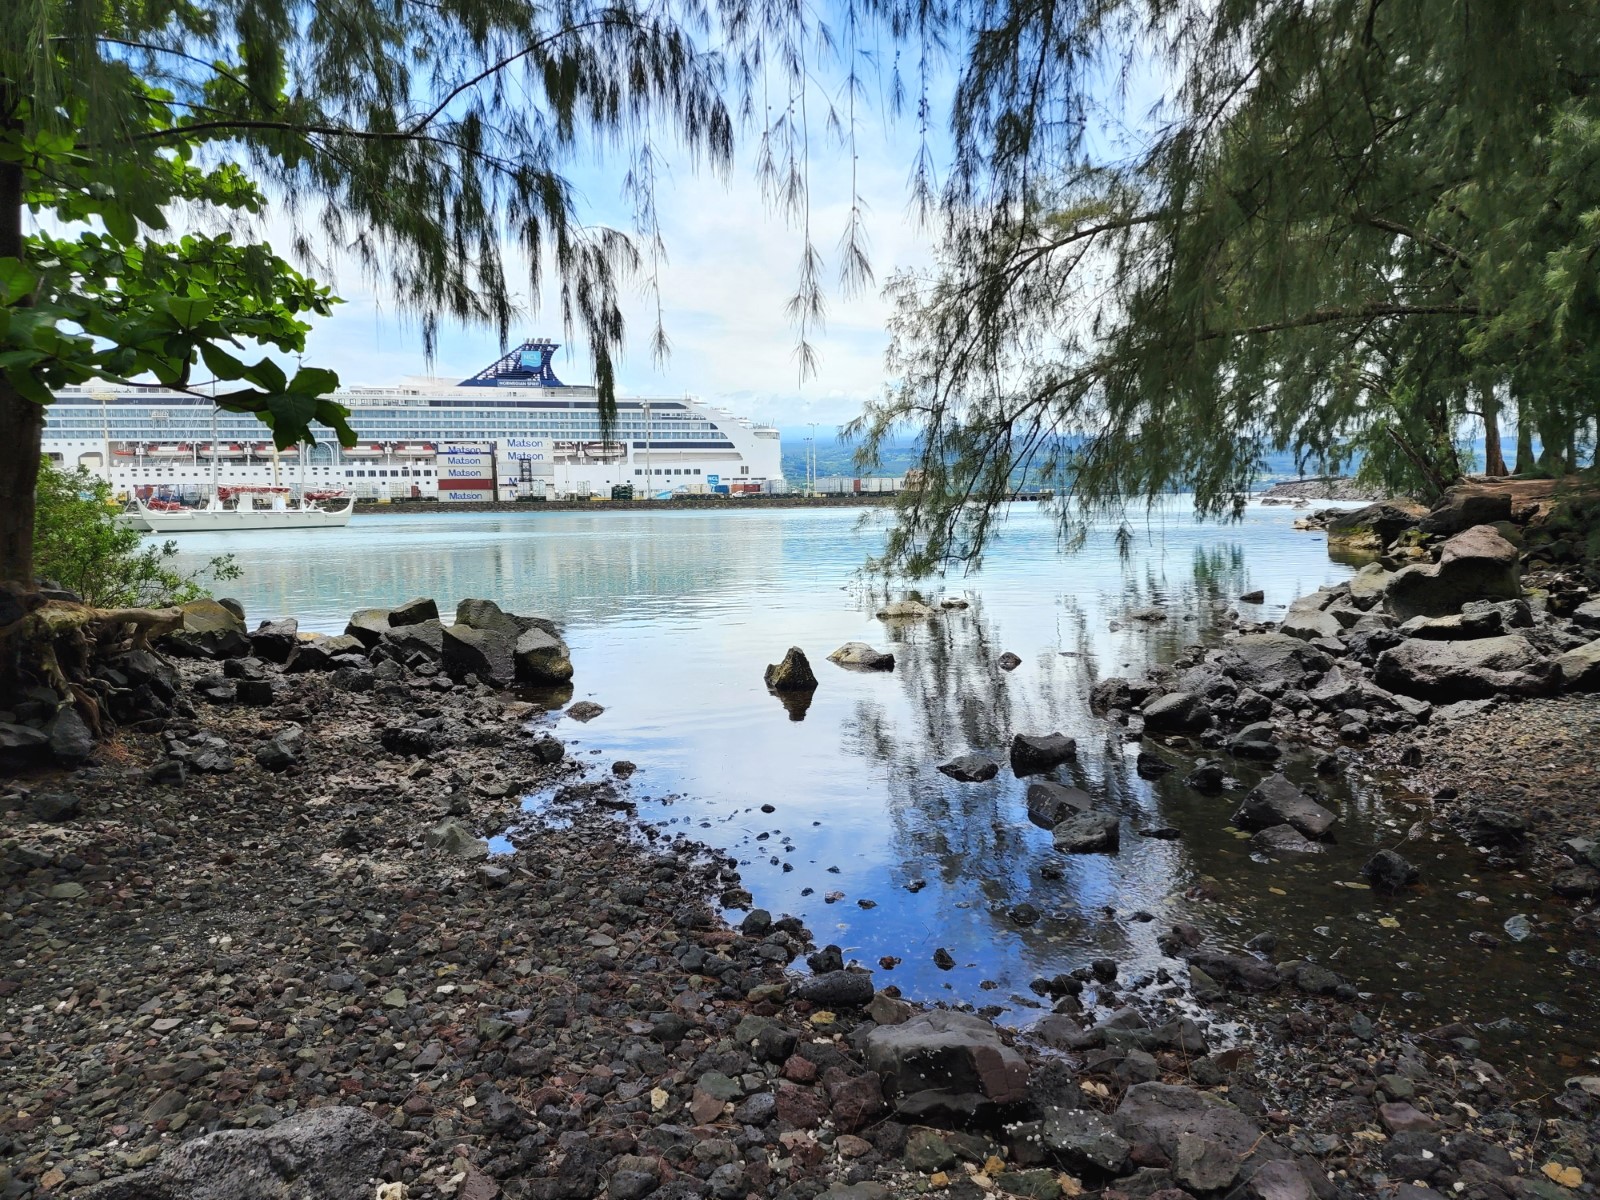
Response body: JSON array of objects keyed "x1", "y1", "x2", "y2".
[
  {"x1": 41, "y1": 339, "x2": 785, "y2": 503},
  {"x1": 137, "y1": 499, "x2": 354, "y2": 532}
]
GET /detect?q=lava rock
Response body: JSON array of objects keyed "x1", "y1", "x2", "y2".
[
  {"x1": 1361, "y1": 849, "x2": 1420, "y2": 891},
  {"x1": 938, "y1": 753, "x2": 999, "y2": 783},
  {"x1": 765, "y1": 647, "x2": 819, "y2": 692},
  {"x1": 1010, "y1": 732, "x2": 1077, "y2": 775},
  {"x1": 1231, "y1": 775, "x2": 1336, "y2": 839}
]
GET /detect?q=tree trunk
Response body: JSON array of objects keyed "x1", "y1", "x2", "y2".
[
  {"x1": 1480, "y1": 386, "x2": 1508, "y2": 477},
  {"x1": 1514, "y1": 416, "x2": 1535, "y2": 476},
  {"x1": 0, "y1": 119, "x2": 41, "y2": 588}
]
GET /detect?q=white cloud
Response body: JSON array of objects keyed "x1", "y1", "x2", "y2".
[{"x1": 290, "y1": 113, "x2": 937, "y2": 429}]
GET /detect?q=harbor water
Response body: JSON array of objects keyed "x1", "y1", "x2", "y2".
[{"x1": 163, "y1": 502, "x2": 1599, "y2": 1088}]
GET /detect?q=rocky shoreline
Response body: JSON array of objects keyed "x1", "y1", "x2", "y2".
[{"x1": 4, "y1": 491, "x2": 1600, "y2": 1200}]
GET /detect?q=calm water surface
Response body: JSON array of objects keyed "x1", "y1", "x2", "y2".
[{"x1": 165, "y1": 503, "x2": 1598, "y2": 1087}]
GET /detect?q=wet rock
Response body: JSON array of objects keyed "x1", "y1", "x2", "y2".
[
  {"x1": 1185, "y1": 763, "x2": 1227, "y2": 793},
  {"x1": 1552, "y1": 867, "x2": 1600, "y2": 898},
  {"x1": 1249, "y1": 825, "x2": 1323, "y2": 855},
  {"x1": 1182, "y1": 949, "x2": 1281, "y2": 991},
  {"x1": 1142, "y1": 691, "x2": 1211, "y2": 734},
  {"x1": 1010, "y1": 732, "x2": 1077, "y2": 775},
  {"x1": 1232, "y1": 775, "x2": 1336, "y2": 839},
  {"x1": 1228, "y1": 721, "x2": 1280, "y2": 761},
  {"x1": 1239, "y1": 589, "x2": 1265, "y2": 604},
  {"x1": 514, "y1": 627, "x2": 574, "y2": 684},
  {"x1": 938, "y1": 753, "x2": 999, "y2": 782},
  {"x1": 389, "y1": 596, "x2": 439, "y2": 626},
  {"x1": 827, "y1": 642, "x2": 895, "y2": 670},
  {"x1": 78, "y1": 1106, "x2": 389, "y2": 1200},
  {"x1": 795, "y1": 970, "x2": 874, "y2": 1009},
  {"x1": 566, "y1": 700, "x2": 605, "y2": 722},
  {"x1": 1052, "y1": 810, "x2": 1120, "y2": 854},
  {"x1": 1465, "y1": 809, "x2": 1529, "y2": 844},
  {"x1": 765, "y1": 647, "x2": 819, "y2": 692},
  {"x1": 1384, "y1": 524, "x2": 1521, "y2": 621},
  {"x1": 998, "y1": 651, "x2": 1023, "y2": 671},
  {"x1": 1091, "y1": 677, "x2": 1150, "y2": 713},
  {"x1": 865, "y1": 1011, "x2": 1030, "y2": 1115},
  {"x1": 248, "y1": 617, "x2": 299, "y2": 663},
  {"x1": 1361, "y1": 849, "x2": 1420, "y2": 891}
]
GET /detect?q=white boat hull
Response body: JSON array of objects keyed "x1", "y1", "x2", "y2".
[{"x1": 137, "y1": 499, "x2": 354, "y2": 532}]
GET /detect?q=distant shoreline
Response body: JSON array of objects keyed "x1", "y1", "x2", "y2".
[{"x1": 353, "y1": 493, "x2": 903, "y2": 514}]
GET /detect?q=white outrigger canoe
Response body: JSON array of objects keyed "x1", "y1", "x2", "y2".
[{"x1": 129, "y1": 488, "x2": 354, "y2": 532}]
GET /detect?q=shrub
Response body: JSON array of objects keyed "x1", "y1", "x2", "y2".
[{"x1": 34, "y1": 465, "x2": 239, "y2": 606}]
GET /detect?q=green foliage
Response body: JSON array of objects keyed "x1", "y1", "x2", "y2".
[
  {"x1": 856, "y1": 1, "x2": 1600, "y2": 572},
  {"x1": 33, "y1": 463, "x2": 239, "y2": 606}
]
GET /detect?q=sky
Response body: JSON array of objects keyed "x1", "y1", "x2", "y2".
[{"x1": 283, "y1": 74, "x2": 942, "y2": 434}]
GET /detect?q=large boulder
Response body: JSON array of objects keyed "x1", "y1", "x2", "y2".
[
  {"x1": 1010, "y1": 732, "x2": 1076, "y2": 775},
  {"x1": 1231, "y1": 775, "x2": 1336, "y2": 839},
  {"x1": 827, "y1": 642, "x2": 895, "y2": 670},
  {"x1": 441, "y1": 622, "x2": 515, "y2": 687},
  {"x1": 764, "y1": 647, "x2": 818, "y2": 692},
  {"x1": 1026, "y1": 781, "x2": 1092, "y2": 828},
  {"x1": 1557, "y1": 638, "x2": 1600, "y2": 692},
  {"x1": 1325, "y1": 502, "x2": 1425, "y2": 553},
  {"x1": 864, "y1": 1011, "x2": 1029, "y2": 1118},
  {"x1": 1374, "y1": 635, "x2": 1559, "y2": 701},
  {"x1": 515, "y1": 627, "x2": 574, "y2": 684},
  {"x1": 77, "y1": 1106, "x2": 390, "y2": 1200},
  {"x1": 1384, "y1": 525, "x2": 1520, "y2": 621},
  {"x1": 1420, "y1": 488, "x2": 1513, "y2": 536},
  {"x1": 1141, "y1": 691, "x2": 1211, "y2": 734},
  {"x1": 248, "y1": 617, "x2": 299, "y2": 664},
  {"x1": 389, "y1": 596, "x2": 439, "y2": 627},
  {"x1": 455, "y1": 596, "x2": 559, "y2": 640},
  {"x1": 1347, "y1": 562, "x2": 1394, "y2": 610},
  {"x1": 344, "y1": 607, "x2": 393, "y2": 648},
  {"x1": 285, "y1": 634, "x2": 367, "y2": 673},
  {"x1": 164, "y1": 599, "x2": 250, "y2": 659},
  {"x1": 383, "y1": 618, "x2": 444, "y2": 662},
  {"x1": 1113, "y1": 1083, "x2": 1292, "y2": 1195},
  {"x1": 1280, "y1": 607, "x2": 1343, "y2": 642},
  {"x1": 1216, "y1": 634, "x2": 1333, "y2": 687},
  {"x1": 1052, "y1": 810, "x2": 1121, "y2": 854}
]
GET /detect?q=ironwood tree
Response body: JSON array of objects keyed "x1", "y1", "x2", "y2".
[{"x1": 854, "y1": 0, "x2": 1600, "y2": 572}]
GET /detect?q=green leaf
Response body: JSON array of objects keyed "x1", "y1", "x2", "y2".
[{"x1": 0, "y1": 258, "x2": 35, "y2": 304}]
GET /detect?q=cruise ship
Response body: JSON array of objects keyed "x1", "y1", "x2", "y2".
[{"x1": 42, "y1": 339, "x2": 785, "y2": 501}]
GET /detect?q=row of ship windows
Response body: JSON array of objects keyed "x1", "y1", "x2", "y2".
[
  {"x1": 635, "y1": 466, "x2": 752, "y2": 476},
  {"x1": 348, "y1": 469, "x2": 434, "y2": 478}
]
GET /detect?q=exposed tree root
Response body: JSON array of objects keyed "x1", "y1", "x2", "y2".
[{"x1": 4, "y1": 589, "x2": 182, "y2": 701}]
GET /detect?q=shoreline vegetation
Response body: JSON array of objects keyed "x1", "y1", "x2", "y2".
[{"x1": 4, "y1": 483, "x2": 1599, "y2": 1199}]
